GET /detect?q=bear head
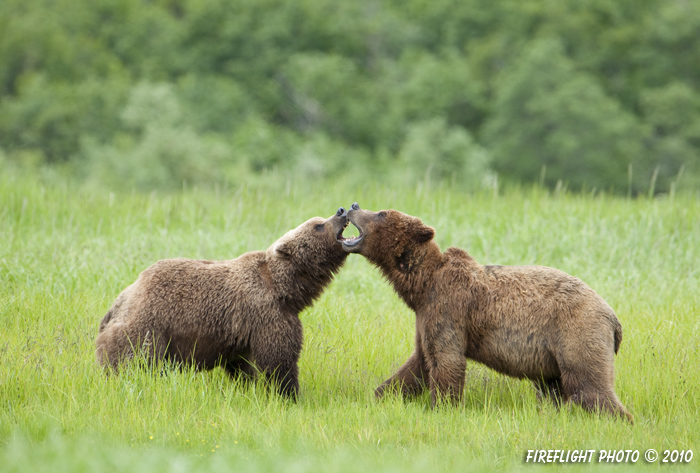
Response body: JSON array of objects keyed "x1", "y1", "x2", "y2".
[
  {"x1": 339, "y1": 202, "x2": 435, "y2": 274},
  {"x1": 268, "y1": 207, "x2": 349, "y2": 275}
]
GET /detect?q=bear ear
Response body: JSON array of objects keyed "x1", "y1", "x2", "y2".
[
  {"x1": 273, "y1": 240, "x2": 294, "y2": 258},
  {"x1": 414, "y1": 224, "x2": 435, "y2": 243}
]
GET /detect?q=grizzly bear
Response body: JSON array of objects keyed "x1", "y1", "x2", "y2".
[
  {"x1": 339, "y1": 203, "x2": 632, "y2": 422},
  {"x1": 95, "y1": 207, "x2": 350, "y2": 399}
]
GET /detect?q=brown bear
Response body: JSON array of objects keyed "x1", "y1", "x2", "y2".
[
  {"x1": 339, "y1": 203, "x2": 632, "y2": 422},
  {"x1": 95, "y1": 207, "x2": 350, "y2": 399}
]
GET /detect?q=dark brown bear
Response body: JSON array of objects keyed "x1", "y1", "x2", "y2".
[
  {"x1": 340, "y1": 203, "x2": 632, "y2": 422},
  {"x1": 95, "y1": 207, "x2": 350, "y2": 399}
]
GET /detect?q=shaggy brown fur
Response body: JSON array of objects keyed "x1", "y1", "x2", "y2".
[
  {"x1": 95, "y1": 208, "x2": 350, "y2": 399},
  {"x1": 340, "y1": 203, "x2": 632, "y2": 422}
]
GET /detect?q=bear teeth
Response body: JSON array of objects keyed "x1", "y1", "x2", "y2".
[
  {"x1": 338, "y1": 222, "x2": 363, "y2": 244},
  {"x1": 337, "y1": 222, "x2": 352, "y2": 241}
]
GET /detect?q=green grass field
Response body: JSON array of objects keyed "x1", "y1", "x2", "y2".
[{"x1": 1, "y1": 175, "x2": 698, "y2": 472}]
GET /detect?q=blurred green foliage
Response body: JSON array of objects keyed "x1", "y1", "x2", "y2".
[{"x1": 1, "y1": 0, "x2": 699, "y2": 193}]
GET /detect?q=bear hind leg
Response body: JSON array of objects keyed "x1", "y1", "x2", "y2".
[
  {"x1": 572, "y1": 388, "x2": 633, "y2": 424},
  {"x1": 96, "y1": 324, "x2": 168, "y2": 370},
  {"x1": 224, "y1": 357, "x2": 257, "y2": 388},
  {"x1": 96, "y1": 324, "x2": 135, "y2": 370},
  {"x1": 533, "y1": 377, "x2": 565, "y2": 407},
  {"x1": 561, "y1": 372, "x2": 633, "y2": 424}
]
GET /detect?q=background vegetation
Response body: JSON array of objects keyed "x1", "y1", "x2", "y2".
[
  {"x1": 1, "y1": 176, "x2": 698, "y2": 471},
  {"x1": 1, "y1": 0, "x2": 700, "y2": 193}
]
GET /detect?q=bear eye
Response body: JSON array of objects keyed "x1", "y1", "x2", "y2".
[
  {"x1": 315, "y1": 223, "x2": 325, "y2": 232},
  {"x1": 378, "y1": 212, "x2": 386, "y2": 218}
]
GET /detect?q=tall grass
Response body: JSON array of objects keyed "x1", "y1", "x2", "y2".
[{"x1": 1, "y1": 174, "x2": 698, "y2": 472}]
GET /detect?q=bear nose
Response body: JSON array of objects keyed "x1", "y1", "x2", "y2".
[
  {"x1": 351, "y1": 202, "x2": 360, "y2": 211},
  {"x1": 336, "y1": 207, "x2": 347, "y2": 217}
]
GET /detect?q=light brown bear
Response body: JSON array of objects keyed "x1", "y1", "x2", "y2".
[
  {"x1": 95, "y1": 207, "x2": 350, "y2": 399},
  {"x1": 339, "y1": 203, "x2": 632, "y2": 422}
]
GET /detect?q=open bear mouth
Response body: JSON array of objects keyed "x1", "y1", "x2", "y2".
[{"x1": 337, "y1": 221, "x2": 364, "y2": 246}]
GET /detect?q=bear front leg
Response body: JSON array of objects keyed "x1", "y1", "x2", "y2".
[
  {"x1": 421, "y1": 327, "x2": 466, "y2": 407},
  {"x1": 375, "y1": 348, "x2": 427, "y2": 399},
  {"x1": 426, "y1": 353, "x2": 466, "y2": 407},
  {"x1": 250, "y1": 316, "x2": 303, "y2": 400},
  {"x1": 266, "y1": 360, "x2": 300, "y2": 400}
]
